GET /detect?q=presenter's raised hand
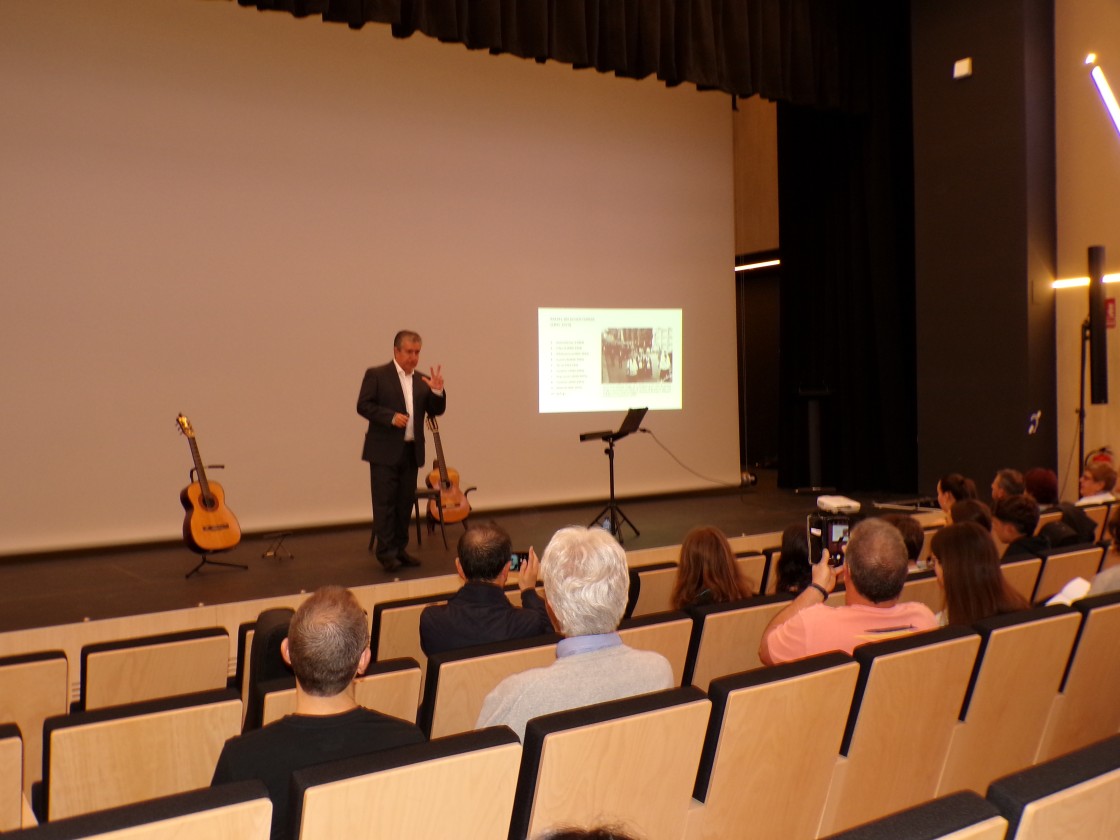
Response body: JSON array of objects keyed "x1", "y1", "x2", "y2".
[{"x1": 422, "y1": 364, "x2": 444, "y2": 392}]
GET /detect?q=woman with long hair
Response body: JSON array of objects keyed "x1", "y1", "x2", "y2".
[
  {"x1": 671, "y1": 526, "x2": 754, "y2": 610},
  {"x1": 930, "y1": 521, "x2": 1029, "y2": 626}
]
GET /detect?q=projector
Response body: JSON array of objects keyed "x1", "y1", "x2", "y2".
[{"x1": 817, "y1": 495, "x2": 861, "y2": 515}]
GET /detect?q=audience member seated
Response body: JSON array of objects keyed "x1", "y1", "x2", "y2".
[
  {"x1": 990, "y1": 467, "x2": 1025, "y2": 505},
  {"x1": 993, "y1": 494, "x2": 1047, "y2": 560},
  {"x1": 476, "y1": 526, "x2": 674, "y2": 740},
  {"x1": 949, "y1": 498, "x2": 993, "y2": 531},
  {"x1": 880, "y1": 513, "x2": 924, "y2": 564},
  {"x1": 1025, "y1": 466, "x2": 1098, "y2": 543},
  {"x1": 1076, "y1": 460, "x2": 1117, "y2": 506},
  {"x1": 759, "y1": 518, "x2": 938, "y2": 665},
  {"x1": 774, "y1": 524, "x2": 812, "y2": 594},
  {"x1": 419, "y1": 521, "x2": 552, "y2": 656},
  {"x1": 930, "y1": 522, "x2": 1029, "y2": 625},
  {"x1": 936, "y1": 473, "x2": 978, "y2": 515},
  {"x1": 211, "y1": 586, "x2": 425, "y2": 840},
  {"x1": 670, "y1": 526, "x2": 754, "y2": 610}
]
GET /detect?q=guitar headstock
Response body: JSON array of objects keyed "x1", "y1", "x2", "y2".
[
  {"x1": 426, "y1": 416, "x2": 439, "y2": 433},
  {"x1": 176, "y1": 414, "x2": 195, "y2": 438}
]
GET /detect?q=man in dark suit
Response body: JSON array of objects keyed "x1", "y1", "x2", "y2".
[
  {"x1": 419, "y1": 521, "x2": 553, "y2": 656},
  {"x1": 357, "y1": 330, "x2": 445, "y2": 572}
]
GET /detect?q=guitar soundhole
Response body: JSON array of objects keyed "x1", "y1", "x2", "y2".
[{"x1": 201, "y1": 496, "x2": 218, "y2": 511}]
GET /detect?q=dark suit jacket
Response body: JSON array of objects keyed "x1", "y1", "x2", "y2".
[
  {"x1": 419, "y1": 581, "x2": 555, "y2": 656},
  {"x1": 357, "y1": 361, "x2": 446, "y2": 468},
  {"x1": 1001, "y1": 534, "x2": 1049, "y2": 561}
]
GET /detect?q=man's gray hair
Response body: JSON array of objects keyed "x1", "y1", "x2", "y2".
[
  {"x1": 844, "y1": 518, "x2": 909, "y2": 604},
  {"x1": 541, "y1": 526, "x2": 629, "y2": 637}
]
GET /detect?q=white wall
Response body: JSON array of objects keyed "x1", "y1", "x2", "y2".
[
  {"x1": 0, "y1": 0, "x2": 737, "y2": 555},
  {"x1": 1055, "y1": 0, "x2": 1120, "y2": 496}
]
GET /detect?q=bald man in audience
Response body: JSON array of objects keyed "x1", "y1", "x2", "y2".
[
  {"x1": 760, "y1": 518, "x2": 938, "y2": 665},
  {"x1": 212, "y1": 586, "x2": 424, "y2": 840},
  {"x1": 476, "y1": 526, "x2": 674, "y2": 741}
]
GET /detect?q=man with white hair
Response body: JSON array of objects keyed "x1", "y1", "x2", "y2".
[{"x1": 475, "y1": 526, "x2": 674, "y2": 741}]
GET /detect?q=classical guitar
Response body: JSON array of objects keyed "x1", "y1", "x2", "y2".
[
  {"x1": 425, "y1": 417, "x2": 471, "y2": 524},
  {"x1": 176, "y1": 414, "x2": 241, "y2": 553}
]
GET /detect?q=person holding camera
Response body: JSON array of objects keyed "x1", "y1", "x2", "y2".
[
  {"x1": 759, "y1": 518, "x2": 937, "y2": 665},
  {"x1": 419, "y1": 521, "x2": 552, "y2": 656}
]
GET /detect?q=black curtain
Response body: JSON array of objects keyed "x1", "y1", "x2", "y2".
[
  {"x1": 235, "y1": 0, "x2": 876, "y2": 112},
  {"x1": 776, "y1": 0, "x2": 916, "y2": 492}
]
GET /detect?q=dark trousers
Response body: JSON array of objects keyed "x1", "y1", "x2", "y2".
[{"x1": 370, "y1": 443, "x2": 417, "y2": 559}]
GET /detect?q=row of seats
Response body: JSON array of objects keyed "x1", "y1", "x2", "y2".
[{"x1": 6, "y1": 651, "x2": 1120, "y2": 838}]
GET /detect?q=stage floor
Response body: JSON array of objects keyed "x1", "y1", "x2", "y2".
[{"x1": 0, "y1": 471, "x2": 915, "y2": 633}]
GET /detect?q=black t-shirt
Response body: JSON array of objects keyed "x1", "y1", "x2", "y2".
[{"x1": 211, "y1": 707, "x2": 425, "y2": 840}]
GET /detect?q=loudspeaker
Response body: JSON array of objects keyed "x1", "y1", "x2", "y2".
[{"x1": 1089, "y1": 245, "x2": 1108, "y2": 405}]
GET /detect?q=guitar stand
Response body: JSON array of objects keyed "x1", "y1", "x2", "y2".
[
  {"x1": 261, "y1": 532, "x2": 294, "y2": 561},
  {"x1": 185, "y1": 551, "x2": 248, "y2": 579}
]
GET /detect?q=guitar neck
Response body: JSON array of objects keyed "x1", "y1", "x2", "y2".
[
  {"x1": 186, "y1": 437, "x2": 213, "y2": 502},
  {"x1": 431, "y1": 427, "x2": 451, "y2": 486}
]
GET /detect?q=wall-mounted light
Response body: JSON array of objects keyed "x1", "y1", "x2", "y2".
[
  {"x1": 734, "y1": 259, "x2": 780, "y2": 273},
  {"x1": 1086, "y1": 53, "x2": 1120, "y2": 138}
]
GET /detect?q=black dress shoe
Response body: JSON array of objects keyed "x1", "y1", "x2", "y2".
[
  {"x1": 397, "y1": 552, "x2": 421, "y2": 567},
  {"x1": 377, "y1": 554, "x2": 401, "y2": 573}
]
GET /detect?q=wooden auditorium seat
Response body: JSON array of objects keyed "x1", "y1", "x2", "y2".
[
  {"x1": 1001, "y1": 557, "x2": 1044, "y2": 604},
  {"x1": 682, "y1": 593, "x2": 794, "y2": 690},
  {"x1": 819, "y1": 791, "x2": 1007, "y2": 840},
  {"x1": 1034, "y1": 509, "x2": 1063, "y2": 534},
  {"x1": 629, "y1": 562, "x2": 679, "y2": 617},
  {"x1": 1031, "y1": 545, "x2": 1105, "y2": 603},
  {"x1": 735, "y1": 552, "x2": 768, "y2": 594},
  {"x1": 937, "y1": 606, "x2": 1082, "y2": 797},
  {"x1": 897, "y1": 568, "x2": 943, "y2": 613},
  {"x1": 260, "y1": 657, "x2": 423, "y2": 726},
  {"x1": 1036, "y1": 590, "x2": 1120, "y2": 762},
  {"x1": 616, "y1": 611, "x2": 693, "y2": 686},
  {"x1": 727, "y1": 531, "x2": 783, "y2": 555},
  {"x1": 241, "y1": 609, "x2": 293, "y2": 732},
  {"x1": 1080, "y1": 503, "x2": 1110, "y2": 543},
  {"x1": 685, "y1": 652, "x2": 859, "y2": 840},
  {"x1": 509, "y1": 687, "x2": 711, "y2": 840},
  {"x1": 369, "y1": 591, "x2": 452, "y2": 695},
  {"x1": 420, "y1": 634, "x2": 560, "y2": 739},
  {"x1": 41, "y1": 688, "x2": 242, "y2": 821},
  {"x1": 762, "y1": 549, "x2": 781, "y2": 594},
  {"x1": 79, "y1": 628, "x2": 229, "y2": 711},
  {"x1": 987, "y1": 733, "x2": 1120, "y2": 840},
  {"x1": 0, "y1": 651, "x2": 68, "y2": 797},
  {"x1": 290, "y1": 728, "x2": 521, "y2": 840},
  {"x1": 817, "y1": 626, "x2": 982, "y2": 835},
  {"x1": 7, "y1": 780, "x2": 272, "y2": 840},
  {"x1": 0, "y1": 724, "x2": 21, "y2": 832}
]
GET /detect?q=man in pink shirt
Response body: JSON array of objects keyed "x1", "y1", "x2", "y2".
[{"x1": 760, "y1": 517, "x2": 937, "y2": 665}]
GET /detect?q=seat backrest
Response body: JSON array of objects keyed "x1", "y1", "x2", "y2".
[
  {"x1": 937, "y1": 606, "x2": 1082, "y2": 796},
  {"x1": 689, "y1": 653, "x2": 858, "y2": 840},
  {"x1": 818, "y1": 627, "x2": 982, "y2": 835},
  {"x1": 80, "y1": 628, "x2": 229, "y2": 711},
  {"x1": 1032, "y1": 545, "x2": 1105, "y2": 602},
  {"x1": 1034, "y1": 509, "x2": 1063, "y2": 534},
  {"x1": 242, "y1": 609, "x2": 293, "y2": 732},
  {"x1": 369, "y1": 591, "x2": 452, "y2": 697},
  {"x1": 819, "y1": 791, "x2": 1007, "y2": 840},
  {"x1": 0, "y1": 651, "x2": 68, "y2": 796},
  {"x1": 510, "y1": 687, "x2": 711, "y2": 840},
  {"x1": 1036, "y1": 590, "x2": 1120, "y2": 762},
  {"x1": 0, "y1": 724, "x2": 20, "y2": 832},
  {"x1": 727, "y1": 531, "x2": 783, "y2": 555},
  {"x1": 735, "y1": 553, "x2": 768, "y2": 595},
  {"x1": 290, "y1": 728, "x2": 521, "y2": 840},
  {"x1": 897, "y1": 569, "x2": 943, "y2": 613},
  {"x1": 43, "y1": 688, "x2": 242, "y2": 821},
  {"x1": 630, "y1": 563, "x2": 679, "y2": 617},
  {"x1": 421, "y1": 635, "x2": 560, "y2": 738},
  {"x1": 1081, "y1": 503, "x2": 1110, "y2": 542},
  {"x1": 762, "y1": 549, "x2": 781, "y2": 594},
  {"x1": 987, "y1": 733, "x2": 1120, "y2": 840},
  {"x1": 8, "y1": 780, "x2": 271, "y2": 840},
  {"x1": 617, "y1": 611, "x2": 693, "y2": 686},
  {"x1": 1001, "y1": 557, "x2": 1043, "y2": 604},
  {"x1": 260, "y1": 658, "x2": 423, "y2": 726},
  {"x1": 684, "y1": 593, "x2": 795, "y2": 690}
]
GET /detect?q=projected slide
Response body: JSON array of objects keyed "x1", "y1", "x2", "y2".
[{"x1": 539, "y1": 308, "x2": 683, "y2": 413}]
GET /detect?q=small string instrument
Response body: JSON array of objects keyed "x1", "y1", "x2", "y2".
[
  {"x1": 425, "y1": 417, "x2": 471, "y2": 523},
  {"x1": 176, "y1": 414, "x2": 241, "y2": 553}
]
